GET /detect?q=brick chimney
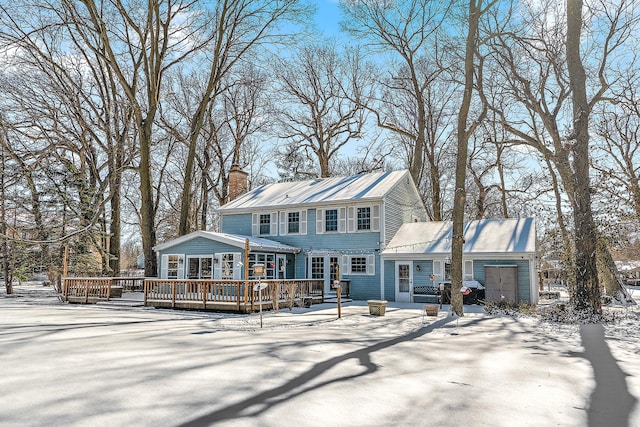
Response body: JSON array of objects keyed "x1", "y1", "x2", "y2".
[{"x1": 228, "y1": 164, "x2": 248, "y2": 203}]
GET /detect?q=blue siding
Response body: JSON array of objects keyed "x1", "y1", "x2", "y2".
[
  {"x1": 383, "y1": 176, "x2": 428, "y2": 245},
  {"x1": 472, "y1": 259, "x2": 532, "y2": 303},
  {"x1": 220, "y1": 207, "x2": 386, "y2": 300},
  {"x1": 413, "y1": 260, "x2": 434, "y2": 286},
  {"x1": 221, "y1": 213, "x2": 252, "y2": 235},
  {"x1": 383, "y1": 259, "x2": 434, "y2": 301}
]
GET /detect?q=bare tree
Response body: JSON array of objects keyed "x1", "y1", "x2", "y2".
[
  {"x1": 485, "y1": 0, "x2": 639, "y2": 308},
  {"x1": 273, "y1": 41, "x2": 372, "y2": 178},
  {"x1": 593, "y1": 77, "x2": 640, "y2": 218},
  {"x1": 64, "y1": 0, "x2": 214, "y2": 276},
  {"x1": 566, "y1": 0, "x2": 600, "y2": 313},
  {"x1": 450, "y1": 0, "x2": 494, "y2": 316},
  {"x1": 176, "y1": 0, "x2": 311, "y2": 235},
  {"x1": 340, "y1": 0, "x2": 455, "y2": 219}
]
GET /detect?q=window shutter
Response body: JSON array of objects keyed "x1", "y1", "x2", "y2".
[
  {"x1": 279, "y1": 211, "x2": 287, "y2": 236},
  {"x1": 372, "y1": 205, "x2": 380, "y2": 232},
  {"x1": 464, "y1": 260, "x2": 474, "y2": 281},
  {"x1": 213, "y1": 254, "x2": 222, "y2": 279},
  {"x1": 233, "y1": 253, "x2": 242, "y2": 279},
  {"x1": 251, "y1": 213, "x2": 259, "y2": 236},
  {"x1": 161, "y1": 254, "x2": 168, "y2": 279},
  {"x1": 347, "y1": 207, "x2": 355, "y2": 232},
  {"x1": 300, "y1": 210, "x2": 307, "y2": 235},
  {"x1": 270, "y1": 212, "x2": 277, "y2": 235},
  {"x1": 177, "y1": 255, "x2": 185, "y2": 279},
  {"x1": 341, "y1": 255, "x2": 350, "y2": 275},
  {"x1": 316, "y1": 209, "x2": 324, "y2": 234},
  {"x1": 367, "y1": 254, "x2": 376, "y2": 275},
  {"x1": 338, "y1": 207, "x2": 346, "y2": 233}
]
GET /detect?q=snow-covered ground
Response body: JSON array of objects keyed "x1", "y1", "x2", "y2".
[{"x1": 1, "y1": 282, "x2": 639, "y2": 427}]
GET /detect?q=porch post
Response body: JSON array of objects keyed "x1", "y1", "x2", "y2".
[{"x1": 244, "y1": 239, "x2": 249, "y2": 305}]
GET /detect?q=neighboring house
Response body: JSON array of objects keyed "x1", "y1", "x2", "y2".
[
  {"x1": 153, "y1": 168, "x2": 538, "y2": 304},
  {"x1": 380, "y1": 218, "x2": 538, "y2": 304},
  {"x1": 154, "y1": 169, "x2": 428, "y2": 301}
]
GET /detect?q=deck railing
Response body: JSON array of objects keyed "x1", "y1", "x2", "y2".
[
  {"x1": 62, "y1": 277, "x2": 115, "y2": 303},
  {"x1": 144, "y1": 278, "x2": 324, "y2": 312}
]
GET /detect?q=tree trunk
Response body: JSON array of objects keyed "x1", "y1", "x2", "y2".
[
  {"x1": 139, "y1": 121, "x2": 157, "y2": 278},
  {"x1": 451, "y1": 0, "x2": 483, "y2": 316},
  {"x1": 108, "y1": 169, "x2": 121, "y2": 276},
  {"x1": 429, "y1": 159, "x2": 443, "y2": 221},
  {"x1": 0, "y1": 135, "x2": 11, "y2": 295},
  {"x1": 566, "y1": 0, "x2": 601, "y2": 314}
]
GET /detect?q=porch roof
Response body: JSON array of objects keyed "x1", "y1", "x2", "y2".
[
  {"x1": 382, "y1": 218, "x2": 536, "y2": 256},
  {"x1": 153, "y1": 230, "x2": 301, "y2": 254}
]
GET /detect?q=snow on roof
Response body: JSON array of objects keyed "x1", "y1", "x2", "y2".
[
  {"x1": 382, "y1": 218, "x2": 536, "y2": 255},
  {"x1": 153, "y1": 230, "x2": 300, "y2": 253},
  {"x1": 219, "y1": 169, "x2": 410, "y2": 211}
]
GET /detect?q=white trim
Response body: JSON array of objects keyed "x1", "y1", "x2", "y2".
[
  {"x1": 153, "y1": 230, "x2": 299, "y2": 254},
  {"x1": 395, "y1": 261, "x2": 413, "y2": 303}
]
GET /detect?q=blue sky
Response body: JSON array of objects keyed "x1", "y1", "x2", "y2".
[{"x1": 314, "y1": 0, "x2": 342, "y2": 37}]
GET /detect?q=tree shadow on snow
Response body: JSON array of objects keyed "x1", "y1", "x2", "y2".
[
  {"x1": 178, "y1": 315, "x2": 460, "y2": 426},
  {"x1": 576, "y1": 324, "x2": 637, "y2": 427}
]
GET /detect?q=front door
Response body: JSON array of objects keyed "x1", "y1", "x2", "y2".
[
  {"x1": 396, "y1": 261, "x2": 413, "y2": 302},
  {"x1": 276, "y1": 255, "x2": 287, "y2": 279}
]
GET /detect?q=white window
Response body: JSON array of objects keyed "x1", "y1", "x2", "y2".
[
  {"x1": 341, "y1": 254, "x2": 375, "y2": 275},
  {"x1": 161, "y1": 254, "x2": 184, "y2": 279},
  {"x1": 464, "y1": 260, "x2": 474, "y2": 281},
  {"x1": 213, "y1": 253, "x2": 242, "y2": 280},
  {"x1": 347, "y1": 204, "x2": 380, "y2": 233},
  {"x1": 248, "y1": 253, "x2": 276, "y2": 279},
  {"x1": 433, "y1": 260, "x2": 444, "y2": 283},
  {"x1": 252, "y1": 212, "x2": 277, "y2": 236},
  {"x1": 279, "y1": 210, "x2": 307, "y2": 235},
  {"x1": 316, "y1": 207, "x2": 346, "y2": 234}
]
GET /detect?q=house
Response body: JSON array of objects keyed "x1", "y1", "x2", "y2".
[
  {"x1": 153, "y1": 168, "x2": 538, "y2": 305},
  {"x1": 380, "y1": 218, "x2": 538, "y2": 304},
  {"x1": 154, "y1": 169, "x2": 428, "y2": 301}
]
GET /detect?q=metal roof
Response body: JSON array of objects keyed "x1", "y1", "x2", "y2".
[
  {"x1": 382, "y1": 218, "x2": 536, "y2": 256},
  {"x1": 153, "y1": 230, "x2": 300, "y2": 253},
  {"x1": 218, "y1": 169, "x2": 410, "y2": 211}
]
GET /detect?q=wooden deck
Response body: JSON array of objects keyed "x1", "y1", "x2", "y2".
[
  {"x1": 144, "y1": 279, "x2": 324, "y2": 313},
  {"x1": 62, "y1": 277, "x2": 324, "y2": 313}
]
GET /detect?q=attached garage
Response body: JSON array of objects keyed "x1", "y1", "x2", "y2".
[{"x1": 381, "y1": 218, "x2": 538, "y2": 305}]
